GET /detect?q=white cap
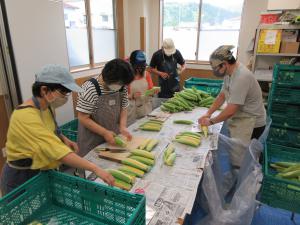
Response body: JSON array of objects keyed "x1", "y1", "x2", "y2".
[{"x1": 162, "y1": 38, "x2": 176, "y2": 56}]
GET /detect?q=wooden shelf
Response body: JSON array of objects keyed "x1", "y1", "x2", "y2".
[{"x1": 257, "y1": 53, "x2": 300, "y2": 57}]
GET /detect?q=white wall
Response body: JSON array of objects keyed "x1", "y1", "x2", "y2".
[
  {"x1": 123, "y1": 0, "x2": 160, "y2": 61},
  {"x1": 5, "y1": 0, "x2": 74, "y2": 125},
  {"x1": 238, "y1": 0, "x2": 268, "y2": 65},
  {"x1": 124, "y1": 0, "x2": 268, "y2": 68}
]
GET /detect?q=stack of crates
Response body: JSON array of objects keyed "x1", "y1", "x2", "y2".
[
  {"x1": 261, "y1": 64, "x2": 300, "y2": 213},
  {"x1": 184, "y1": 77, "x2": 223, "y2": 97}
]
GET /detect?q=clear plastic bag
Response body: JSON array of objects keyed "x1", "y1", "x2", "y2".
[
  {"x1": 196, "y1": 118, "x2": 271, "y2": 225},
  {"x1": 198, "y1": 138, "x2": 264, "y2": 225}
]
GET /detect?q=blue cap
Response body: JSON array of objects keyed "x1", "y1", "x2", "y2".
[
  {"x1": 35, "y1": 64, "x2": 83, "y2": 92},
  {"x1": 130, "y1": 50, "x2": 147, "y2": 66}
]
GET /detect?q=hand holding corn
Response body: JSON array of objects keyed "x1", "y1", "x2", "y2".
[
  {"x1": 103, "y1": 130, "x2": 116, "y2": 145},
  {"x1": 199, "y1": 117, "x2": 211, "y2": 126},
  {"x1": 95, "y1": 167, "x2": 115, "y2": 186}
]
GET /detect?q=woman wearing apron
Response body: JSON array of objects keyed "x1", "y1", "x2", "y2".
[
  {"x1": 77, "y1": 59, "x2": 134, "y2": 156},
  {"x1": 127, "y1": 50, "x2": 158, "y2": 125},
  {"x1": 149, "y1": 38, "x2": 186, "y2": 98},
  {"x1": 0, "y1": 65, "x2": 114, "y2": 196},
  {"x1": 198, "y1": 45, "x2": 266, "y2": 168}
]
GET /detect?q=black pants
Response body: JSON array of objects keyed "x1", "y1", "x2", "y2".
[
  {"x1": 0, "y1": 163, "x2": 40, "y2": 196},
  {"x1": 251, "y1": 125, "x2": 266, "y2": 139}
]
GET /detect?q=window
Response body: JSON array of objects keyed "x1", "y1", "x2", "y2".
[
  {"x1": 63, "y1": 0, "x2": 117, "y2": 69},
  {"x1": 162, "y1": 0, "x2": 244, "y2": 62}
]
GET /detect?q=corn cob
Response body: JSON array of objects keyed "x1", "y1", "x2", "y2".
[
  {"x1": 149, "y1": 119, "x2": 164, "y2": 124},
  {"x1": 173, "y1": 120, "x2": 194, "y2": 125},
  {"x1": 179, "y1": 131, "x2": 201, "y2": 138},
  {"x1": 107, "y1": 169, "x2": 134, "y2": 184},
  {"x1": 130, "y1": 156, "x2": 155, "y2": 166},
  {"x1": 165, "y1": 152, "x2": 176, "y2": 166},
  {"x1": 175, "y1": 136, "x2": 200, "y2": 147},
  {"x1": 164, "y1": 144, "x2": 175, "y2": 161},
  {"x1": 140, "y1": 125, "x2": 161, "y2": 131},
  {"x1": 114, "y1": 136, "x2": 127, "y2": 147},
  {"x1": 138, "y1": 139, "x2": 151, "y2": 150},
  {"x1": 175, "y1": 135, "x2": 200, "y2": 143},
  {"x1": 119, "y1": 165, "x2": 144, "y2": 177},
  {"x1": 122, "y1": 158, "x2": 149, "y2": 172},
  {"x1": 131, "y1": 149, "x2": 155, "y2": 160},
  {"x1": 114, "y1": 178, "x2": 132, "y2": 191},
  {"x1": 146, "y1": 139, "x2": 159, "y2": 151},
  {"x1": 201, "y1": 125, "x2": 208, "y2": 138}
]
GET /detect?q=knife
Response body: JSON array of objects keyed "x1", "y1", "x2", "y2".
[{"x1": 94, "y1": 147, "x2": 128, "y2": 153}]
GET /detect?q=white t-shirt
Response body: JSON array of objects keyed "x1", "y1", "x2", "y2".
[{"x1": 221, "y1": 63, "x2": 266, "y2": 128}]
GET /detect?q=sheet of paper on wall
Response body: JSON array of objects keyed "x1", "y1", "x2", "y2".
[{"x1": 264, "y1": 30, "x2": 278, "y2": 45}]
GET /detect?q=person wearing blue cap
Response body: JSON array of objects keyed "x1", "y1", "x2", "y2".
[
  {"x1": 0, "y1": 64, "x2": 115, "y2": 196},
  {"x1": 76, "y1": 59, "x2": 135, "y2": 156},
  {"x1": 127, "y1": 50, "x2": 158, "y2": 125}
]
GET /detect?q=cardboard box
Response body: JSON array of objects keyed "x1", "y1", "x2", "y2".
[
  {"x1": 280, "y1": 42, "x2": 300, "y2": 54},
  {"x1": 282, "y1": 30, "x2": 299, "y2": 42}
]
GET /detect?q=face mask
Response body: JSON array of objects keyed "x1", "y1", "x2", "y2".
[
  {"x1": 51, "y1": 96, "x2": 68, "y2": 108},
  {"x1": 108, "y1": 84, "x2": 122, "y2": 91},
  {"x1": 213, "y1": 65, "x2": 227, "y2": 78},
  {"x1": 135, "y1": 66, "x2": 146, "y2": 76}
]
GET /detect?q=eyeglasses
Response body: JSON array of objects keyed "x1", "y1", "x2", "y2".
[{"x1": 56, "y1": 89, "x2": 71, "y2": 97}]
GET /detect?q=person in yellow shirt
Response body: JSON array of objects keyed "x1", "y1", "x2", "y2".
[{"x1": 0, "y1": 65, "x2": 114, "y2": 195}]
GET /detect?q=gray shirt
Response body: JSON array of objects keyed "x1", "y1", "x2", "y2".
[{"x1": 221, "y1": 63, "x2": 266, "y2": 128}]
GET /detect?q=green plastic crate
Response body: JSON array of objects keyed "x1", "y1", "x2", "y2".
[
  {"x1": 261, "y1": 143, "x2": 300, "y2": 213},
  {"x1": 273, "y1": 64, "x2": 300, "y2": 87},
  {"x1": 60, "y1": 119, "x2": 78, "y2": 142},
  {"x1": 267, "y1": 126, "x2": 300, "y2": 149},
  {"x1": 184, "y1": 77, "x2": 223, "y2": 97},
  {"x1": 268, "y1": 102, "x2": 300, "y2": 130},
  {"x1": 270, "y1": 85, "x2": 300, "y2": 105},
  {"x1": 0, "y1": 171, "x2": 145, "y2": 225}
]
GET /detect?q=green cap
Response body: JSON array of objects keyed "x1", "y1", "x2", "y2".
[{"x1": 209, "y1": 45, "x2": 235, "y2": 68}]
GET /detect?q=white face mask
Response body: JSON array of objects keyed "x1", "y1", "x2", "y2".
[
  {"x1": 108, "y1": 84, "x2": 122, "y2": 91},
  {"x1": 51, "y1": 96, "x2": 68, "y2": 108}
]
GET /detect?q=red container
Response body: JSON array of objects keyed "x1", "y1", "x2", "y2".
[{"x1": 260, "y1": 14, "x2": 280, "y2": 24}]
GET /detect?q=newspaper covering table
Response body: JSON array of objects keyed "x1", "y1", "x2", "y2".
[{"x1": 84, "y1": 107, "x2": 222, "y2": 224}]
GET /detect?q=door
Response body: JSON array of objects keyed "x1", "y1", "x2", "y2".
[{"x1": 0, "y1": 1, "x2": 21, "y2": 173}]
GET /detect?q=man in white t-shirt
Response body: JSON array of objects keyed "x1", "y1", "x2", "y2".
[{"x1": 198, "y1": 45, "x2": 266, "y2": 167}]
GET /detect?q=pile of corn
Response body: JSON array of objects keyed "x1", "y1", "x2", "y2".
[
  {"x1": 108, "y1": 139, "x2": 158, "y2": 191},
  {"x1": 271, "y1": 161, "x2": 300, "y2": 191},
  {"x1": 161, "y1": 88, "x2": 215, "y2": 113},
  {"x1": 139, "y1": 119, "x2": 164, "y2": 132},
  {"x1": 174, "y1": 131, "x2": 202, "y2": 147}
]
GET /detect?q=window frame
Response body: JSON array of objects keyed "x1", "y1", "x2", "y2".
[
  {"x1": 64, "y1": 0, "x2": 123, "y2": 72},
  {"x1": 160, "y1": 0, "x2": 243, "y2": 64}
]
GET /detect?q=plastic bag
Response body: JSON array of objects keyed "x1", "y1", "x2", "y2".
[{"x1": 198, "y1": 139, "x2": 264, "y2": 225}]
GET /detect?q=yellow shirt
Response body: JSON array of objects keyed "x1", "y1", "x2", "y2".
[{"x1": 5, "y1": 106, "x2": 72, "y2": 170}]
